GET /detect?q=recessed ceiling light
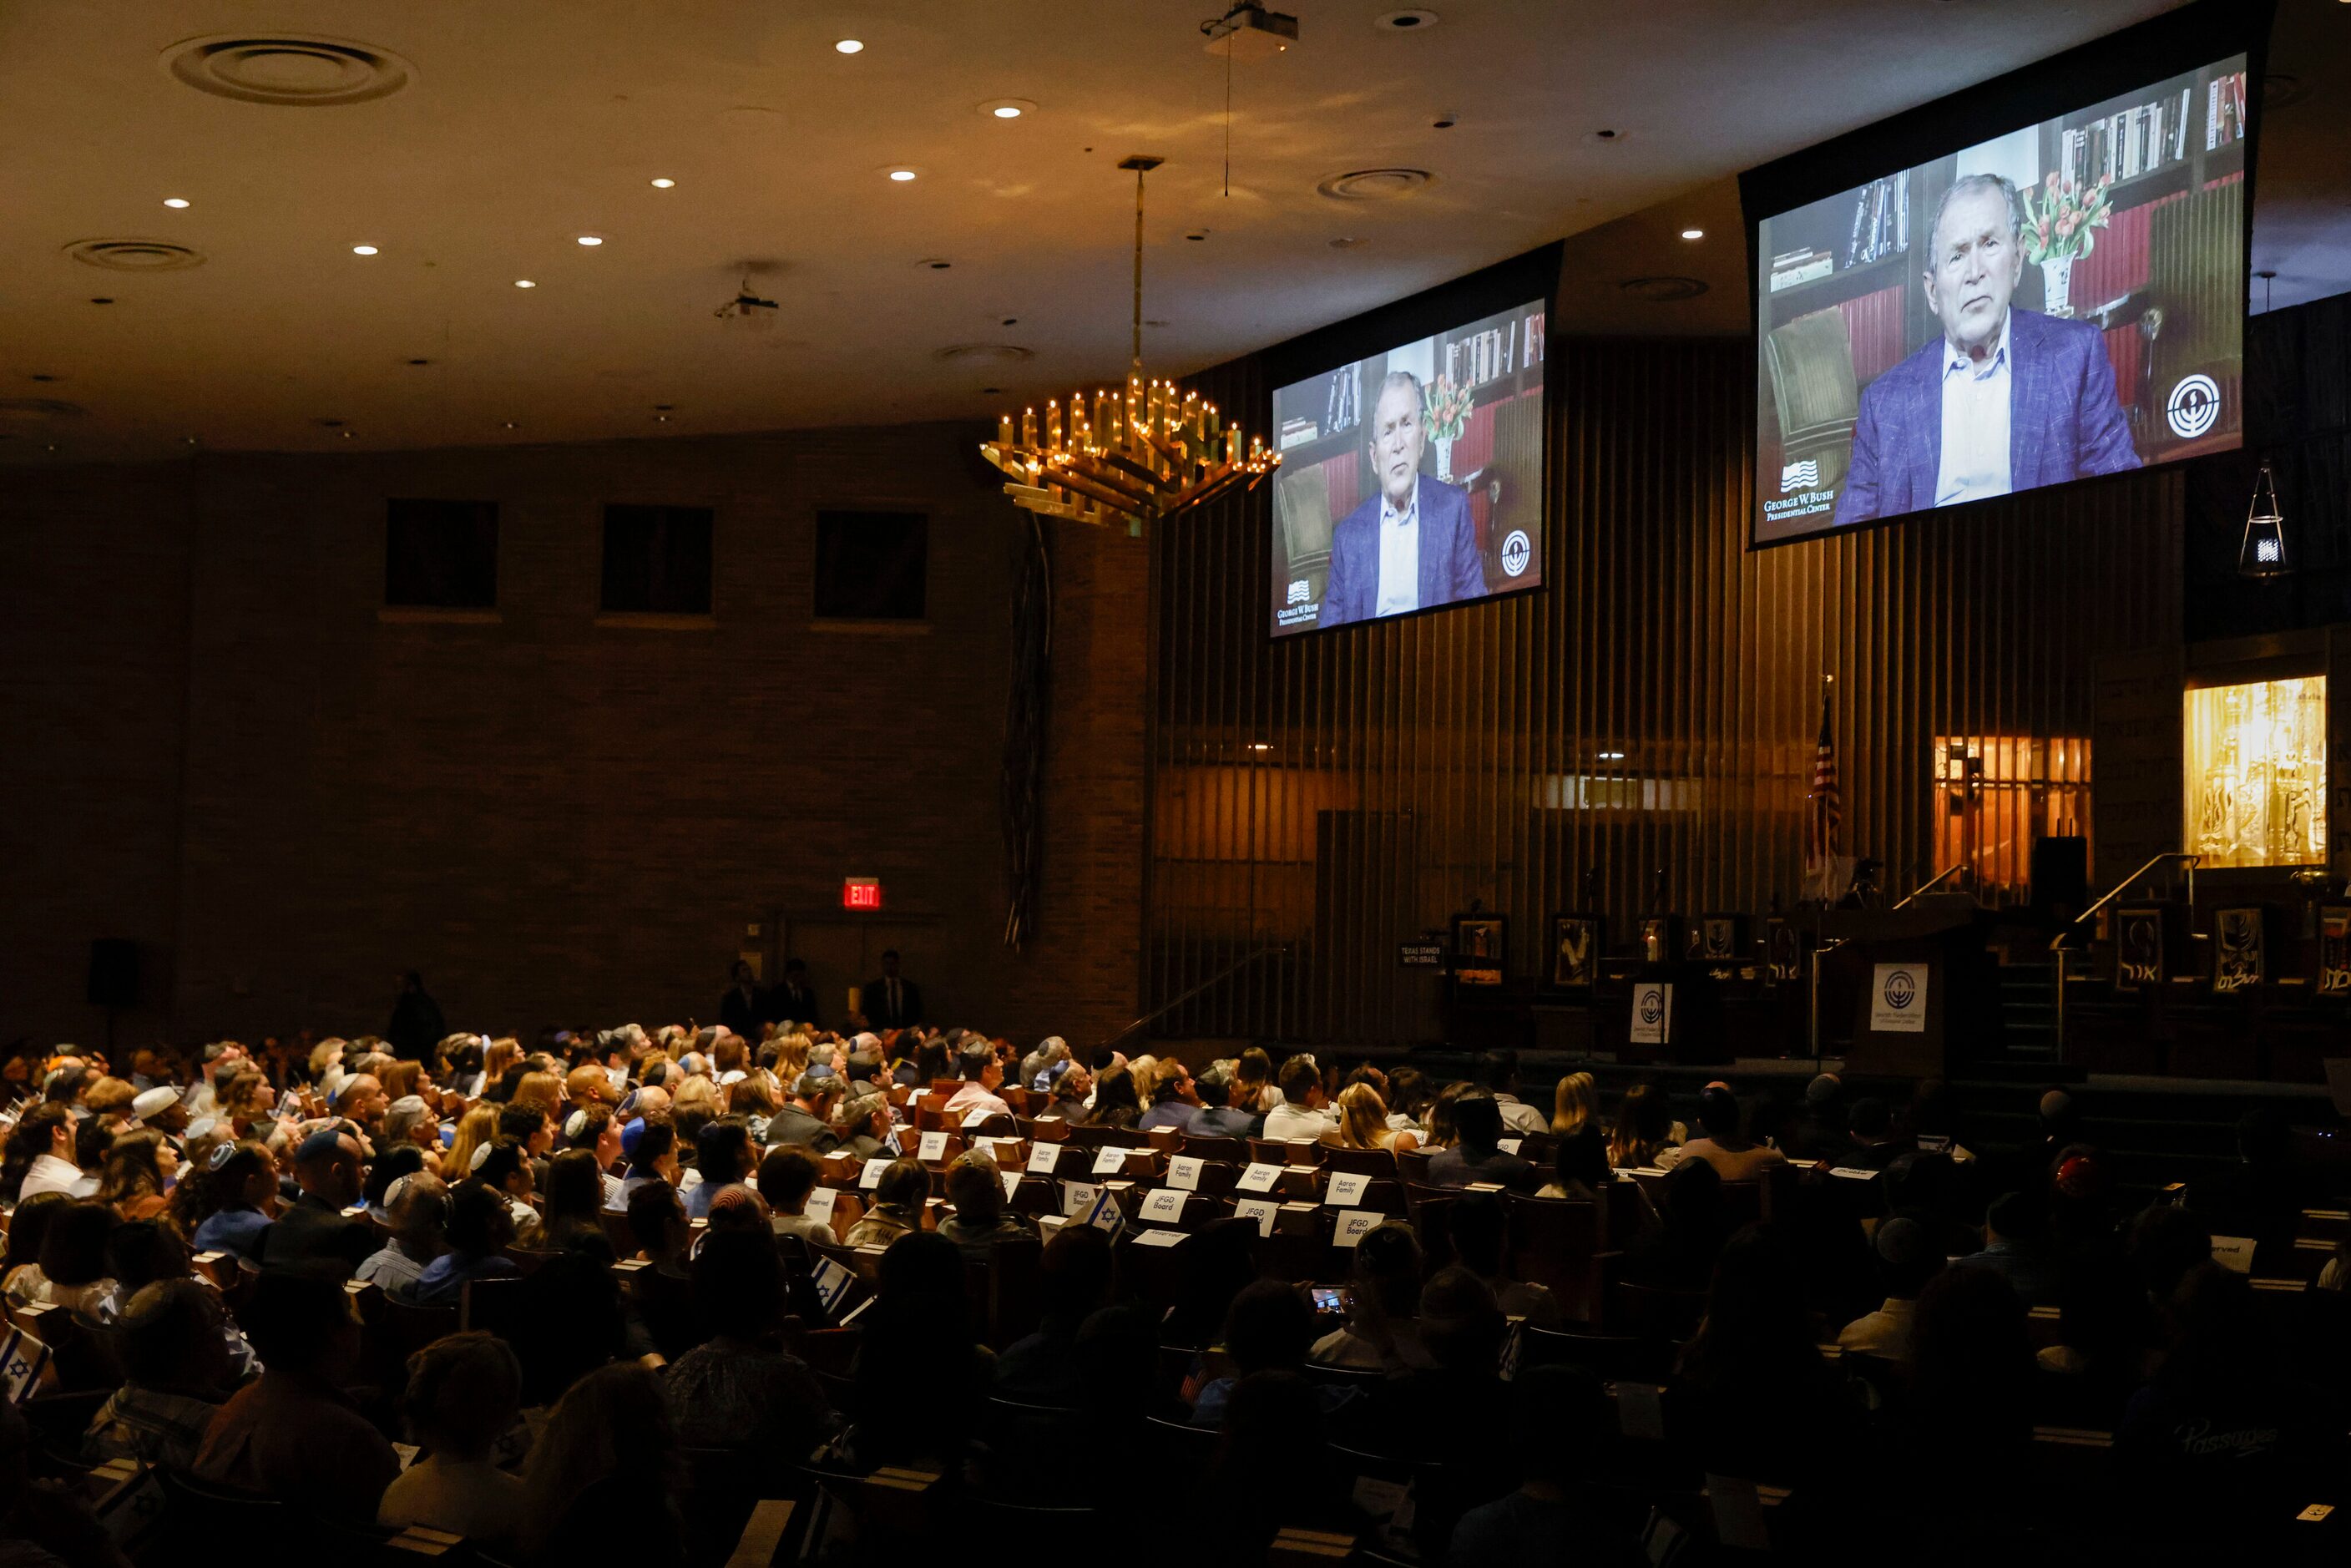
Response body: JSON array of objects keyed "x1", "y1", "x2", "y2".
[
  {"x1": 514, "y1": 278, "x2": 536, "y2": 288},
  {"x1": 577, "y1": 235, "x2": 604, "y2": 246},
  {"x1": 163, "y1": 197, "x2": 190, "y2": 209},
  {"x1": 993, "y1": 105, "x2": 1020, "y2": 118},
  {"x1": 834, "y1": 38, "x2": 864, "y2": 54},
  {"x1": 1680, "y1": 228, "x2": 1705, "y2": 240},
  {"x1": 650, "y1": 177, "x2": 675, "y2": 189},
  {"x1": 887, "y1": 167, "x2": 918, "y2": 182},
  {"x1": 351, "y1": 245, "x2": 379, "y2": 255},
  {"x1": 1377, "y1": 8, "x2": 1439, "y2": 28},
  {"x1": 979, "y1": 99, "x2": 1038, "y2": 119},
  {"x1": 503, "y1": 421, "x2": 518, "y2": 429}
]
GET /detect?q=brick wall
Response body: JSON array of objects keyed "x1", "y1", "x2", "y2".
[{"x1": 0, "y1": 422, "x2": 1147, "y2": 1053}]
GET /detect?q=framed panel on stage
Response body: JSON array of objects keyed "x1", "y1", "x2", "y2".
[
  {"x1": 1638, "y1": 915, "x2": 1682, "y2": 965},
  {"x1": 2212, "y1": 907, "x2": 2266, "y2": 994},
  {"x1": 1693, "y1": 913, "x2": 1746, "y2": 979},
  {"x1": 1549, "y1": 914, "x2": 1603, "y2": 991},
  {"x1": 1453, "y1": 914, "x2": 1507, "y2": 986},
  {"x1": 2319, "y1": 907, "x2": 2351, "y2": 997},
  {"x1": 1763, "y1": 916, "x2": 1802, "y2": 985},
  {"x1": 2114, "y1": 905, "x2": 2166, "y2": 992}
]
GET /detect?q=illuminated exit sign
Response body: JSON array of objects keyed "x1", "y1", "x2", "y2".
[{"x1": 842, "y1": 878, "x2": 883, "y2": 911}]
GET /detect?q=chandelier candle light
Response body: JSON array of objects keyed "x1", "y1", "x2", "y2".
[{"x1": 983, "y1": 156, "x2": 1279, "y2": 536}]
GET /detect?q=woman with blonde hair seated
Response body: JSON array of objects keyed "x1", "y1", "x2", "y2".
[
  {"x1": 1324, "y1": 1083, "x2": 1420, "y2": 1155},
  {"x1": 444, "y1": 1104, "x2": 500, "y2": 1182},
  {"x1": 1551, "y1": 1071, "x2": 1599, "y2": 1137}
]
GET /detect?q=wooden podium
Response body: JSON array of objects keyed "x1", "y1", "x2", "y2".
[{"x1": 1808, "y1": 895, "x2": 2003, "y2": 1075}]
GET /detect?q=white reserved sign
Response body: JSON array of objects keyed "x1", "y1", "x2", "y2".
[
  {"x1": 1234, "y1": 1197, "x2": 1279, "y2": 1237},
  {"x1": 2210, "y1": 1235, "x2": 2257, "y2": 1274},
  {"x1": 804, "y1": 1187, "x2": 838, "y2": 1223},
  {"x1": 1325, "y1": 1171, "x2": 1371, "y2": 1208},
  {"x1": 859, "y1": 1156, "x2": 892, "y2": 1191},
  {"x1": 961, "y1": 1109, "x2": 995, "y2": 1129},
  {"x1": 918, "y1": 1130, "x2": 951, "y2": 1161},
  {"x1": 1167, "y1": 1156, "x2": 1203, "y2": 1191},
  {"x1": 1497, "y1": 1138, "x2": 1524, "y2": 1156},
  {"x1": 1140, "y1": 1189, "x2": 1187, "y2": 1223},
  {"x1": 1631, "y1": 982, "x2": 1673, "y2": 1044},
  {"x1": 1000, "y1": 1170, "x2": 1022, "y2": 1201},
  {"x1": 1237, "y1": 1161, "x2": 1282, "y2": 1193},
  {"x1": 1027, "y1": 1143, "x2": 1062, "y2": 1174},
  {"x1": 1868, "y1": 964, "x2": 1928, "y2": 1034},
  {"x1": 1134, "y1": 1227, "x2": 1185, "y2": 1248},
  {"x1": 1332, "y1": 1210, "x2": 1384, "y2": 1247},
  {"x1": 1092, "y1": 1146, "x2": 1131, "y2": 1176}
]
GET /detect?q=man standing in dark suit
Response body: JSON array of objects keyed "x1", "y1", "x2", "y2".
[
  {"x1": 1831, "y1": 173, "x2": 2139, "y2": 529},
  {"x1": 386, "y1": 970, "x2": 446, "y2": 1063},
  {"x1": 1317, "y1": 371, "x2": 1487, "y2": 628},
  {"x1": 861, "y1": 949, "x2": 923, "y2": 1030},
  {"x1": 766, "y1": 957, "x2": 822, "y2": 1029},
  {"x1": 719, "y1": 960, "x2": 763, "y2": 1038}
]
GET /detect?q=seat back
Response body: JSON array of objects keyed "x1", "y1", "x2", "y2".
[{"x1": 1322, "y1": 1145, "x2": 1398, "y2": 1179}]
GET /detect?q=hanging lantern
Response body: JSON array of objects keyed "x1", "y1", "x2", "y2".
[{"x1": 2237, "y1": 460, "x2": 2289, "y2": 578}]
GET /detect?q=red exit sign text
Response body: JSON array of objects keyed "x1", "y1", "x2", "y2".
[{"x1": 842, "y1": 878, "x2": 883, "y2": 911}]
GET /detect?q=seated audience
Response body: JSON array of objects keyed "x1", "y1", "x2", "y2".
[
  {"x1": 194, "y1": 1270, "x2": 401, "y2": 1522},
  {"x1": 522, "y1": 1361, "x2": 688, "y2": 1565},
  {"x1": 83, "y1": 1279, "x2": 237, "y2": 1469},
  {"x1": 665, "y1": 1231, "x2": 837, "y2": 1452},
  {"x1": 540, "y1": 1146, "x2": 614, "y2": 1257},
  {"x1": 1836, "y1": 1215, "x2": 1941, "y2": 1362},
  {"x1": 1189, "y1": 1062, "x2": 1256, "y2": 1138},
  {"x1": 1657, "y1": 1085, "x2": 1788, "y2": 1182},
  {"x1": 852, "y1": 1232, "x2": 993, "y2": 1470},
  {"x1": 1474, "y1": 1049, "x2": 1548, "y2": 1136},
  {"x1": 1449, "y1": 1364, "x2": 1626, "y2": 1568},
  {"x1": 410, "y1": 1181, "x2": 520, "y2": 1306},
  {"x1": 1261, "y1": 1055, "x2": 1336, "y2": 1142},
  {"x1": 1311, "y1": 1222, "x2": 1431, "y2": 1371},
  {"x1": 1449, "y1": 1190, "x2": 1563, "y2": 1328},
  {"x1": 937, "y1": 1151, "x2": 1032, "y2": 1261},
  {"x1": 756, "y1": 1146, "x2": 835, "y2": 1246},
  {"x1": 1607, "y1": 1081, "x2": 1680, "y2": 1170},
  {"x1": 357, "y1": 1171, "x2": 448, "y2": 1297},
  {"x1": 265, "y1": 1127, "x2": 375, "y2": 1277},
  {"x1": 1427, "y1": 1095, "x2": 1540, "y2": 1192},
  {"x1": 1550, "y1": 1070, "x2": 1599, "y2": 1138},
  {"x1": 1137, "y1": 1060, "x2": 1205, "y2": 1134},
  {"x1": 1325, "y1": 1082, "x2": 1418, "y2": 1155},
  {"x1": 1951, "y1": 1191, "x2": 2059, "y2": 1305},
  {"x1": 843, "y1": 1158, "x2": 927, "y2": 1247},
  {"x1": 377, "y1": 1331, "x2": 527, "y2": 1544}
]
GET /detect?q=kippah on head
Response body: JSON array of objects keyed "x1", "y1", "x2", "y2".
[
  {"x1": 1873, "y1": 1215, "x2": 1928, "y2": 1266},
  {"x1": 1804, "y1": 1072, "x2": 1842, "y2": 1107},
  {"x1": 131, "y1": 1086, "x2": 179, "y2": 1120},
  {"x1": 295, "y1": 1127, "x2": 346, "y2": 1165}
]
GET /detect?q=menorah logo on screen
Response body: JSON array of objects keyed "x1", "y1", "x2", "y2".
[
  {"x1": 1501, "y1": 530, "x2": 1532, "y2": 578},
  {"x1": 1781, "y1": 458, "x2": 1820, "y2": 493},
  {"x1": 2166, "y1": 374, "x2": 2221, "y2": 440}
]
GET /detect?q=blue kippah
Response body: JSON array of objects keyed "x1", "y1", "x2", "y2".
[{"x1": 296, "y1": 1128, "x2": 346, "y2": 1163}]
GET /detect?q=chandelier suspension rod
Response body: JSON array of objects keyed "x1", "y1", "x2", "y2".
[{"x1": 1131, "y1": 162, "x2": 1146, "y2": 373}]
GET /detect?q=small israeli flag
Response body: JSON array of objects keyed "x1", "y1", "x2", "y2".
[{"x1": 0, "y1": 1328, "x2": 52, "y2": 1405}]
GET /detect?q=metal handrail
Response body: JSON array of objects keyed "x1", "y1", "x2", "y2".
[
  {"x1": 1095, "y1": 943, "x2": 1289, "y2": 1053},
  {"x1": 1893, "y1": 865, "x2": 1964, "y2": 909},
  {"x1": 2048, "y1": 852, "x2": 2198, "y2": 1063},
  {"x1": 2049, "y1": 852, "x2": 2200, "y2": 952}
]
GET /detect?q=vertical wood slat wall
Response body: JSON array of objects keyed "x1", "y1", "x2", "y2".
[{"x1": 1146, "y1": 338, "x2": 2184, "y2": 1044}]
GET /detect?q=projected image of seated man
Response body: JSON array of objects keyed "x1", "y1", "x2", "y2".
[
  {"x1": 1831, "y1": 173, "x2": 2139, "y2": 529},
  {"x1": 1318, "y1": 371, "x2": 1486, "y2": 627}
]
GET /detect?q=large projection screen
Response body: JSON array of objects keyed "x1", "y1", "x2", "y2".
[{"x1": 1744, "y1": 2, "x2": 2262, "y2": 548}]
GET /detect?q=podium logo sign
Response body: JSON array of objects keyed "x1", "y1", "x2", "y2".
[
  {"x1": 1869, "y1": 964, "x2": 1927, "y2": 1034},
  {"x1": 1630, "y1": 981, "x2": 1673, "y2": 1044}
]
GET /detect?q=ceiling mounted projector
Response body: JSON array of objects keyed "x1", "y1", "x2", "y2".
[{"x1": 1203, "y1": 3, "x2": 1298, "y2": 59}]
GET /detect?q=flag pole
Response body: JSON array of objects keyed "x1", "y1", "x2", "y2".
[{"x1": 1809, "y1": 672, "x2": 1837, "y2": 1070}]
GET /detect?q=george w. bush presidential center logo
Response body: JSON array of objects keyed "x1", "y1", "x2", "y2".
[{"x1": 1780, "y1": 458, "x2": 1820, "y2": 493}]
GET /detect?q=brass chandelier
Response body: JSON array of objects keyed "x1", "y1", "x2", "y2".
[{"x1": 983, "y1": 155, "x2": 1278, "y2": 536}]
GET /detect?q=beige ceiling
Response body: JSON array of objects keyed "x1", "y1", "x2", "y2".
[{"x1": 0, "y1": 0, "x2": 2335, "y2": 463}]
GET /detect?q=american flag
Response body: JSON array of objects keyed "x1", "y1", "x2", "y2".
[{"x1": 1806, "y1": 693, "x2": 1841, "y2": 872}]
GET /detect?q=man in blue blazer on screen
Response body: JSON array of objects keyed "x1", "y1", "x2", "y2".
[
  {"x1": 1829, "y1": 173, "x2": 2139, "y2": 530},
  {"x1": 1318, "y1": 370, "x2": 1487, "y2": 627}
]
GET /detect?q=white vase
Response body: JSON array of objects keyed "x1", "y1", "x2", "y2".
[
  {"x1": 2042, "y1": 254, "x2": 2075, "y2": 319},
  {"x1": 1434, "y1": 434, "x2": 1455, "y2": 483}
]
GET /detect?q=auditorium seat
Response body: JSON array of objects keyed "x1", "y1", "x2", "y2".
[
  {"x1": 1322, "y1": 1145, "x2": 1398, "y2": 1178},
  {"x1": 1181, "y1": 1134, "x2": 1246, "y2": 1162},
  {"x1": 1612, "y1": 1280, "x2": 1707, "y2": 1342}
]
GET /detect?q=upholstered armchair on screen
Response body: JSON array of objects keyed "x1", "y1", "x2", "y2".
[{"x1": 1763, "y1": 306, "x2": 1860, "y2": 493}]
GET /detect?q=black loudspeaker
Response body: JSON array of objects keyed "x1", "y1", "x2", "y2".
[
  {"x1": 2031, "y1": 837, "x2": 2091, "y2": 911},
  {"x1": 86, "y1": 939, "x2": 139, "y2": 1008}
]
